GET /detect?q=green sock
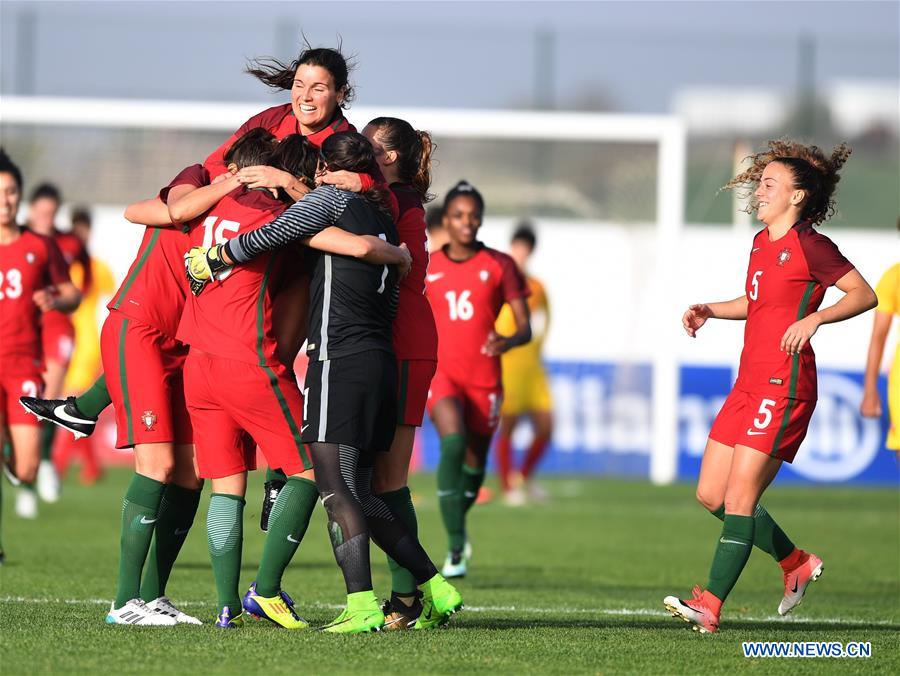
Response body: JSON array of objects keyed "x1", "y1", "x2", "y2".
[
  {"x1": 207, "y1": 493, "x2": 245, "y2": 613},
  {"x1": 710, "y1": 504, "x2": 796, "y2": 563},
  {"x1": 140, "y1": 483, "x2": 202, "y2": 601},
  {"x1": 380, "y1": 487, "x2": 419, "y2": 595},
  {"x1": 437, "y1": 433, "x2": 466, "y2": 551},
  {"x1": 706, "y1": 514, "x2": 755, "y2": 602},
  {"x1": 255, "y1": 477, "x2": 318, "y2": 597},
  {"x1": 40, "y1": 422, "x2": 55, "y2": 462},
  {"x1": 114, "y1": 473, "x2": 166, "y2": 608},
  {"x1": 75, "y1": 374, "x2": 111, "y2": 418},
  {"x1": 460, "y1": 464, "x2": 486, "y2": 516},
  {"x1": 265, "y1": 467, "x2": 287, "y2": 483}
]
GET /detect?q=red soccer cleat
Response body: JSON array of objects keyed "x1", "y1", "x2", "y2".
[
  {"x1": 664, "y1": 585, "x2": 721, "y2": 634},
  {"x1": 778, "y1": 550, "x2": 824, "y2": 616}
]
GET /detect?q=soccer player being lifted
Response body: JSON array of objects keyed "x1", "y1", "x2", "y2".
[
  {"x1": 187, "y1": 132, "x2": 463, "y2": 633},
  {"x1": 665, "y1": 140, "x2": 877, "y2": 633}
]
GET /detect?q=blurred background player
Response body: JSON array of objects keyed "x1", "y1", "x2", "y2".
[
  {"x1": 0, "y1": 150, "x2": 80, "y2": 558},
  {"x1": 425, "y1": 204, "x2": 448, "y2": 252},
  {"x1": 494, "y1": 222, "x2": 554, "y2": 506},
  {"x1": 425, "y1": 181, "x2": 531, "y2": 578},
  {"x1": 665, "y1": 140, "x2": 877, "y2": 634},
  {"x1": 861, "y1": 249, "x2": 900, "y2": 452},
  {"x1": 25, "y1": 183, "x2": 91, "y2": 508},
  {"x1": 56, "y1": 207, "x2": 115, "y2": 484}
]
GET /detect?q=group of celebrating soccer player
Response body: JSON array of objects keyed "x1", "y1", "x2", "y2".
[{"x1": 0, "y1": 39, "x2": 890, "y2": 636}]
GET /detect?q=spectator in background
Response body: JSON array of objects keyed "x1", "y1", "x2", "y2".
[
  {"x1": 58, "y1": 208, "x2": 116, "y2": 484},
  {"x1": 494, "y1": 223, "x2": 554, "y2": 505},
  {"x1": 426, "y1": 204, "x2": 448, "y2": 252}
]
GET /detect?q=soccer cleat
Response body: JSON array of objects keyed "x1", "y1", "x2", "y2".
[
  {"x1": 37, "y1": 459, "x2": 61, "y2": 503},
  {"x1": 381, "y1": 591, "x2": 423, "y2": 630},
  {"x1": 20, "y1": 396, "x2": 97, "y2": 440},
  {"x1": 503, "y1": 486, "x2": 527, "y2": 507},
  {"x1": 215, "y1": 606, "x2": 244, "y2": 629},
  {"x1": 242, "y1": 584, "x2": 308, "y2": 629},
  {"x1": 778, "y1": 552, "x2": 824, "y2": 616},
  {"x1": 15, "y1": 487, "x2": 38, "y2": 519},
  {"x1": 105, "y1": 599, "x2": 178, "y2": 626},
  {"x1": 145, "y1": 596, "x2": 202, "y2": 625},
  {"x1": 322, "y1": 591, "x2": 384, "y2": 634},
  {"x1": 415, "y1": 574, "x2": 463, "y2": 629},
  {"x1": 260, "y1": 480, "x2": 285, "y2": 532},
  {"x1": 441, "y1": 548, "x2": 467, "y2": 578},
  {"x1": 663, "y1": 586, "x2": 720, "y2": 634},
  {"x1": 3, "y1": 461, "x2": 21, "y2": 487}
]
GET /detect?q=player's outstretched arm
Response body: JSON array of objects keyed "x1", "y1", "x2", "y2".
[
  {"x1": 124, "y1": 198, "x2": 174, "y2": 227},
  {"x1": 168, "y1": 174, "x2": 241, "y2": 224},
  {"x1": 861, "y1": 309, "x2": 892, "y2": 417},
  {"x1": 306, "y1": 228, "x2": 412, "y2": 274},
  {"x1": 683, "y1": 296, "x2": 748, "y2": 337},
  {"x1": 780, "y1": 269, "x2": 877, "y2": 355}
]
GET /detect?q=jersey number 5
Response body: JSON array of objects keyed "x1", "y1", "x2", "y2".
[
  {"x1": 445, "y1": 290, "x2": 474, "y2": 321},
  {"x1": 749, "y1": 270, "x2": 763, "y2": 301}
]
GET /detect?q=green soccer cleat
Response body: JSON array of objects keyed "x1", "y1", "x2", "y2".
[
  {"x1": 322, "y1": 591, "x2": 385, "y2": 634},
  {"x1": 415, "y1": 574, "x2": 463, "y2": 629}
]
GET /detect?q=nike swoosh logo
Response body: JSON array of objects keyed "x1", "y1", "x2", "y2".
[
  {"x1": 437, "y1": 490, "x2": 456, "y2": 497},
  {"x1": 426, "y1": 273, "x2": 444, "y2": 283},
  {"x1": 423, "y1": 607, "x2": 434, "y2": 621},
  {"x1": 300, "y1": 424, "x2": 309, "y2": 433},
  {"x1": 746, "y1": 429, "x2": 767, "y2": 436},
  {"x1": 53, "y1": 404, "x2": 91, "y2": 425},
  {"x1": 791, "y1": 580, "x2": 799, "y2": 593},
  {"x1": 464, "y1": 491, "x2": 477, "y2": 499},
  {"x1": 140, "y1": 516, "x2": 158, "y2": 524},
  {"x1": 752, "y1": 248, "x2": 760, "y2": 253},
  {"x1": 321, "y1": 493, "x2": 334, "y2": 505},
  {"x1": 287, "y1": 535, "x2": 300, "y2": 543},
  {"x1": 719, "y1": 537, "x2": 748, "y2": 546}
]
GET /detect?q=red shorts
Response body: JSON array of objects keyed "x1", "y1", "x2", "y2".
[
  {"x1": 42, "y1": 322, "x2": 75, "y2": 366},
  {"x1": 426, "y1": 370, "x2": 503, "y2": 437},
  {"x1": 100, "y1": 311, "x2": 193, "y2": 449},
  {"x1": 709, "y1": 387, "x2": 816, "y2": 463},
  {"x1": 0, "y1": 366, "x2": 43, "y2": 427},
  {"x1": 183, "y1": 350, "x2": 312, "y2": 480},
  {"x1": 398, "y1": 359, "x2": 437, "y2": 427}
]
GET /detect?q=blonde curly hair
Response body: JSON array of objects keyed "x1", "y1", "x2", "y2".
[{"x1": 722, "y1": 139, "x2": 852, "y2": 225}]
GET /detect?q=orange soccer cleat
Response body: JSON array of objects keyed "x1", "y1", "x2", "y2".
[
  {"x1": 778, "y1": 550, "x2": 824, "y2": 616},
  {"x1": 664, "y1": 585, "x2": 721, "y2": 634}
]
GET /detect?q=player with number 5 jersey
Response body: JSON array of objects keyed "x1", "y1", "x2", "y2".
[
  {"x1": 425, "y1": 181, "x2": 531, "y2": 579},
  {"x1": 664, "y1": 139, "x2": 877, "y2": 635}
]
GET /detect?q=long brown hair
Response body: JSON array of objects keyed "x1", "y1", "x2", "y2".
[
  {"x1": 722, "y1": 138, "x2": 852, "y2": 224},
  {"x1": 367, "y1": 117, "x2": 435, "y2": 203},
  {"x1": 246, "y1": 45, "x2": 354, "y2": 108},
  {"x1": 320, "y1": 132, "x2": 393, "y2": 215}
]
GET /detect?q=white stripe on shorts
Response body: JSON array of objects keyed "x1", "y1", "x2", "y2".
[
  {"x1": 320, "y1": 255, "x2": 332, "y2": 361},
  {"x1": 318, "y1": 360, "x2": 331, "y2": 441}
]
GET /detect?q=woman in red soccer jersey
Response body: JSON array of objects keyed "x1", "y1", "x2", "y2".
[
  {"x1": 425, "y1": 181, "x2": 532, "y2": 579},
  {"x1": 353, "y1": 117, "x2": 440, "y2": 627},
  {"x1": 0, "y1": 151, "x2": 80, "y2": 557},
  {"x1": 664, "y1": 140, "x2": 878, "y2": 633}
]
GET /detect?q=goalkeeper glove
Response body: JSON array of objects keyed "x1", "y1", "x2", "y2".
[{"x1": 184, "y1": 245, "x2": 231, "y2": 296}]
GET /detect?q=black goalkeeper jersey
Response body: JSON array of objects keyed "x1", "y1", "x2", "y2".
[{"x1": 227, "y1": 185, "x2": 400, "y2": 361}]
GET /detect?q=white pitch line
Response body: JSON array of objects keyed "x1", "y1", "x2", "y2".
[{"x1": 0, "y1": 596, "x2": 896, "y2": 627}]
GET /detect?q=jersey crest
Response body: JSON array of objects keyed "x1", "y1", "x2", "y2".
[{"x1": 777, "y1": 247, "x2": 792, "y2": 267}]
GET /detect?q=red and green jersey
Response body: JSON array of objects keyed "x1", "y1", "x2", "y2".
[
  {"x1": 107, "y1": 164, "x2": 209, "y2": 338},
  {"x1": 425, "y1": 243, "x2": 529, "y2": 388},
  {"x1": 0, "y1": 228, "x2": 70, "y2": 370},
  {"x1": 176, "y1": 187, "x2": 296, "y2": 367},
  {"x1": 735, "y1": 220, "x2": 854, "y2": 401},
  {"x1": 204, "y1": 104, "x2": 355, "y2": 180},
  {"x1": 391, "y1": 183, "x2": 437, "y2": 361}
]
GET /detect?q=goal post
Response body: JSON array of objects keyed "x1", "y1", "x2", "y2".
[{"x1": 1, "y1": 95, "x2": 687, "y2": 485}]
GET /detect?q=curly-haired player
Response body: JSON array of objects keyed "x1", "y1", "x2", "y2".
[{"x1": 664, "y1": 139, "x2": 878, "y2": 633}]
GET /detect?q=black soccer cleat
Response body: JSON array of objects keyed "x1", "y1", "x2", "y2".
[
  {"x1": 260, "y1": 480, "x2": 286, "y2": 532},
  {"x1": 19, "y1": 396, "x2": 97, "y2": 440}
]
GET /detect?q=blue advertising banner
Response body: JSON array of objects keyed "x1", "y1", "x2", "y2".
[{"x1": 416, "y1": 361, "x2": 898, "y2": 486}]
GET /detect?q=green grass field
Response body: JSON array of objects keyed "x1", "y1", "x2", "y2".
[{"x1": 1, "y1": 469, "x2": 897, "y2": 674}]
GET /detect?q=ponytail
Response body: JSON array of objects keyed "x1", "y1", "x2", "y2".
[{"x1": 367, "y1": 117, "x2": 435, "y2": 203}]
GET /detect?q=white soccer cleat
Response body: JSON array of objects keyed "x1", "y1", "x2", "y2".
[
  {"x1": 778, "y1": 552, "x2": 824, "y2": 616},
  {"x1": 145, "y1": 596, "x2": 202, "y2": 625},
  {"x1": 15, "y1": 487, "x2": 38, "y2": 519},
  {"x1": 442, "y1": 549, "x2": 468, "y2": 579},
  {"x1": 105, "y1": 599, "x2": 178, "y2": 626},
  {"x1": 37, "y1": 459, "x2": 61, "y2": 503},
  {"x1": 503, "y1": 487, "x2": 526, "y2": 507}
]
